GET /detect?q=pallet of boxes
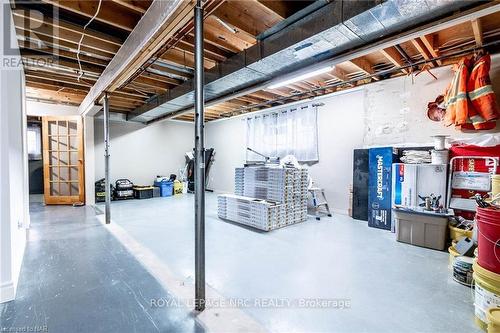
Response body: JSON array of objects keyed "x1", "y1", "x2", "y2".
[{"x1": 217, "y1": 165, "x2": 308, "y2": 231}]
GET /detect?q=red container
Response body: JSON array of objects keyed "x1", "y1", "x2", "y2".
[{"x1": 476, "y1": 207, "x2": 500, "y2": 274}]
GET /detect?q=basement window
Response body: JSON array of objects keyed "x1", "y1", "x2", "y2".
[
  {"x1": 246, "y1": 104, "x2": 319, "y2": 162},
  {"x1": 27, "y1": 123, "x2": 42, "y2": 160}
]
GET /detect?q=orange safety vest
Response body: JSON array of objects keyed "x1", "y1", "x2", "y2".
[
  {"x1": 465, "y1": 54, "x2": 498, "y2": 130},
  {"x1": 444, "y1": 54, "x2": 499, "y2": 131}
]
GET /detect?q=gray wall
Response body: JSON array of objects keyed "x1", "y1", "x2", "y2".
[
  {"x1": 205, "y1": 56, "x2": 500, "y2": 215},
  {"x1": 94, "y1": 119, "x2": 194, "y2": 186},
  {"x1": 205, "y1": 89, "x2": 365, "y2": 215}
]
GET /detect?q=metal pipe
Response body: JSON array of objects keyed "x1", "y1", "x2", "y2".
[
  {"x1": 219, "y1": 39, "x2": 500, "y2": 117},
  {"x1": 194, "y1": 0, "x2": 205, "y2": 312},
  {"x1": 103, "y1": 92, "x2": 111, "y2": 224}
]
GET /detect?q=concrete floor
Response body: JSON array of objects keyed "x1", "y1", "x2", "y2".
[
  {"x1": 0, "y1": 199, "x2": 204, "y2": 333},
  {"x1": 102, "y1": 193, "x2": 481, "y2": 333}
]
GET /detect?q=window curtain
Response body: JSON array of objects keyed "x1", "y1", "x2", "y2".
[{"x1": 246, "y1": 104, "x2": 319, "y2": 162}]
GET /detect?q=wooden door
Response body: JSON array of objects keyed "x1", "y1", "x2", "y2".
[{"x1": 42, "y1": 116, "x2": 85, "y2": 205}]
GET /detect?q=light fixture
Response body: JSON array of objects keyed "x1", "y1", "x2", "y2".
[
  {"x1": 215, "y1": 17, "x2": 237, "y2": 34},
  {"x1": 267, "y1": 65, "x2": 334, "y2": 89}
]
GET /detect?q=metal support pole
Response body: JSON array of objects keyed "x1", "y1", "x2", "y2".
[
  {"x1": 194, "y1": 0, "x2": 205, "y2": 312},
  {"x1": 104, "y1": 93, "x2": 111, "y2": 224}
]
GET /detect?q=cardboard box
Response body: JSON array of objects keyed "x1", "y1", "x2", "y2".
[{"x1": 368, "y1": 147, "x2": 398, "y2": 230}]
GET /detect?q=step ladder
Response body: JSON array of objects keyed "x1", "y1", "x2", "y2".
[{"x1": 308, "y1": 187, "x2": 332, "y2": 220}]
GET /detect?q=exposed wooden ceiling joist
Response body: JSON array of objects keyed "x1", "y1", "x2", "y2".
[
  {"x1": 379, "y1": 46, "x2": 409, "y2": 74},
  {"x1": 111, "y1": 0, "x2": 152, "y2": 14},
  {"x1": 471, "y1": 18, "x2": 483, "y2": 47},
  {"x1": 40, "y1": 0, "x2": 141, "y2": 31}
]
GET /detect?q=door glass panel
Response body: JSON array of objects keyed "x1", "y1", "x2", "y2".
[
  {"x1": 49, "y1": 166, "x2": 58, "y2": 181},
  {"x1": 70, "y1": 166, "x2": 78, "y2": 180},
  {"x1": 69, "y1": 136, "x2": 78, "y2": 150},
  {"x1": 48, "y1": 121, "x2": 58, "y2": 135},
  {"x1": 59, "y1": 167, "x2": 69, "y2": 181},
  {"x1": 59, "y1": 136, "x2": 68, "y2": 151},
  {"x1": 50, "y1": 182, "x2": 59, "y2": 196},
  {"x1": 60, "y1": 151, "x2": 69, "y2": 166},
  {"x1": 68, "y1": 121, "x2": 77, "y2": 136},
  {"x1": 70, "y1": 182, "x2": 78, "y2": 196},
  {"x1": 49, "y1": 137, "x2": 57, "y2": 150},
  {"x1": 69, "y1": 152, "x2": 78, "y2": 165},
  {"x1": 60, "y1": 182, "x2": 70, "y2": 196},
  {"x1": 49, "y1": 151, "x2": 58, "y2": 166},
  {"x1": 59, "y1": 121, "x2": 68, "y2": 136}
]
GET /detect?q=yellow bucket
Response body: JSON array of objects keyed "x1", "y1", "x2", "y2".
[
  {"x1": 173, "y1": 180, "x2": 183, "y2": 195},
  {"x1": 487, "y1": 308, "x2": 500, "y2": 333},
  {"x1": 473, "y1": 260, "x2": 500, "y2": 330},
  {"x1": 449, "y1": 225, "x2": 473, "y2": 242}
]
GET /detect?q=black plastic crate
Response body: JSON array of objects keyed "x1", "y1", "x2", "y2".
[{"x1": 134, "y1": 186, "x2": 154, "y2": 199}]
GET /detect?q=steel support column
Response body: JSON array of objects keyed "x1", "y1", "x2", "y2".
[
  {"x1": 103, "y1": 93, "x2": 111, "y2": 224},
  {"x1": 194, "y1": 0, "x2": 205, "y2": 312}
]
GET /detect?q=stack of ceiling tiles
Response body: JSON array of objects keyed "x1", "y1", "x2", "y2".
[
  {"x1": 218, "y1": 165, "x2": 308, "y2": 231},
  {"x1": 217, "y1": 195, "x2": 283, "y2": 231}
]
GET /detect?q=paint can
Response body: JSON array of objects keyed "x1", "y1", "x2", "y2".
[
  {"x1": 431, "y1": 149, "x2": 449, "y2": 164},
  {"x1": 473, "y1": 260, "x2": 500, "y2": 330},
  {"x1": 452, "y1": 256, "x2": 473, "y2": 286},
  {"x1": 431, "y1": 135, "x2": 448, "y2": 150}
]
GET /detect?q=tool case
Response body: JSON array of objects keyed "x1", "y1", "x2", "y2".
[
  {"x1": 114, "y1": 179, "x2": 134, "y2": 199},
  {"x1": 133, "y1": 186, "x2": 154, "y2": 199}
]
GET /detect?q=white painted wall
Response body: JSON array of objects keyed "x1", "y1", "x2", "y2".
[
  {"x1": 364, "y1": 54, "x2": 500, "y2": 146},
  {"x1": 205, "y1": 56, "x2": 500, "y2": 215},
  {"x1": 206, "y1": 90, "x2": 365, "y2": 215},
  {"x1": 0, "y1": 0, "x2": 28, "y2": 303},
  {"x1": 26, "y1": 100, "x2": 79, "y2": 116},
  {"x1": 94, "y1": 119, "x2": 194, "y2": 185}
]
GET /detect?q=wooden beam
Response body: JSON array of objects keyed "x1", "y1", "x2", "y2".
[
  {"x1": 411, "y1": 38, "x2": 436, "y2": 67},
  {"x1": 11, "y1": 8, "x2": 123, "y2": 46},
  {"x1": 204, "y1": 16, "x2": 256, "y2": 52},
  {"x1": 141, "y1": 70, "x2": 183, "y2": 86},
  {"x1": 26, "y1": 84, "x2": 86, "y2": 104},
  {"x1": 19, "y1": 42, "x2": 109, "y2": 67},
  {"x1": 26, "y1": 76, "x2": 90, "y2": 93},
  {"x1": 111, "y1": 0, "x2": 151, "y2": 14},
  {"x1": 419, "y1": 35, "x2": 441, "y2": 66},
  {"x1": 41, "y1": 0, "x2": 141, "y2": 31},
  {"x1": 471, "y1": 18, "x2": 483, "y2": 47},
  {"x1": 21, "y1": 54, "x2": 104, "y2": 75},
  {"x1": 132, "y1": 76, "x2": 173, "y2": 90},
  {"x1": 13, "y1": 15, "x2": 119, "y2": 54},
  {"x1": 160, "y1": 48, "x2": 216, "y2": 70},
  {"x1": 379, "y1": 46, "x2": 409, "y2": 74},
  {"x1": 254, "y1": 0, "x2": 287, "y2": 19},
  {"x1": 176, "y1": 39, "x2": 227, "y2": 62},
  {"x1": 105, "y1": 1, "x2": 195, "y2": 93},
  {"x1": 348, "y1": 57, "x2": 380, "y2": 80},
  {"x1": 212, "y1": 1, "x2": 281, "y2": 37},
  {"x1": 15, "y1": 27, "x2": 115, "y2": 60},
  {"x1": 330, "y1": 66, "x2": 352, "y2": 82},
  {"x1": 25, "y1": 70, "x2": 95, "y2": 88}
]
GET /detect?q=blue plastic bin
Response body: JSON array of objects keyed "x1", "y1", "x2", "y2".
[{"x1": 154, "y1": 180, "x2": 173, "y2": 197}]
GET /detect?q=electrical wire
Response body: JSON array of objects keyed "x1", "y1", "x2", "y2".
[{"x1": 76, "y1": 0, "x2": 102, "y2": 81}]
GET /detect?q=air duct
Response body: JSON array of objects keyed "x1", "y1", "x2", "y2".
[{"x1": 128, "y1": 0, "x2": 483, "y2": 123}]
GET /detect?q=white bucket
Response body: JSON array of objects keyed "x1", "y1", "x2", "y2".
[
  {"x1": 431, "y1": 135, "x2": 448, "y2": 150},
  {"x1": 431, "y1": 149, "x2": 449, "y2": 164}
]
